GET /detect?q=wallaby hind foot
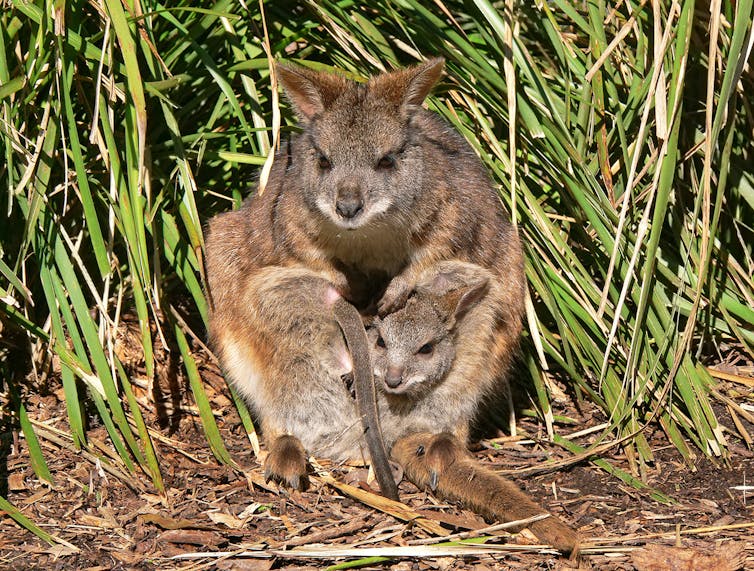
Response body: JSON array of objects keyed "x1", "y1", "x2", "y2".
[
  {"x1": 392, "y1": 432, "x2": 580, "y2": 555},
  {"x1": 265, "y1": 434, "x2": 309, "y2": 491}
]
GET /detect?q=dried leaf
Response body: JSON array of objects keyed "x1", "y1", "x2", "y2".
[
  {"x1": 79, "y1": 514, "x2": 119, "y2": 529},
  {"x1": 208, "y1": 511, "x2": 246, "y2": 530},
  {"x1": 8, "y1": 473, "x2": 26, "y2": 491},
  {"x1": 158, "y1": 529, "x2": 223, "y2": 547}
]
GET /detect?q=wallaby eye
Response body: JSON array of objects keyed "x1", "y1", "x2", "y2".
[
  {"x1": 376, "y1": 155, "x2": 395, "y2": 170},
  {"x1": 416, "y1": 445, "x2": 425, "y2": 457},
  {"x1": 318, "y1": 155, "x2": 332, "y2": 170},
  {"x1": 417, "y1": 343, "x2": 434, "y2": 355},
  {"x1": 376, "y1": 336, "x2": 386, "y2": 348}
]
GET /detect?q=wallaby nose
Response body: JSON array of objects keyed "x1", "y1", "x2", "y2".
[
  {"x1": 385, "y1": 366, "x2": 404, "y2": 388},
  {"x1": 336, "y1": 197, "x2": 363, "y2": 219},
  {"x1": 335, "y1": 187, "x2": 364, "y2": 219}
]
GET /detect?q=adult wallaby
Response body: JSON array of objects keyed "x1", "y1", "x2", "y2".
[{"x1": 204, "y1": 58, "x2": 525, "y2": 498}]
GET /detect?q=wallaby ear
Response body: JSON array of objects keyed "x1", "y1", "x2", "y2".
[
  {"x1": 403, "y1": 57, "x2": 445, "y2": 107},
  {"x1": 276, "y1": 63, "x2": 349, "y2": 121},
  {"x1": 369, "y1": 57, "x2": 445, "y2": 109}
]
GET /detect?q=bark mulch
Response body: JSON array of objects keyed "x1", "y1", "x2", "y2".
[{"x1": 1, "y1": 346, "x2": 753, "y2": 570}]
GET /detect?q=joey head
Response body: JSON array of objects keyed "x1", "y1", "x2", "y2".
[{"x1": 371, "y1": 262, "x2": 490, "y2": 396}]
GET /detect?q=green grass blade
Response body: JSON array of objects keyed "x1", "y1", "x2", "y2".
[
  {"x1": 0, "y1": 496, "x2": 76, "y2": 549},
  {"x1": 173, "y1": 321, "x2": 234, "y2": 466}
]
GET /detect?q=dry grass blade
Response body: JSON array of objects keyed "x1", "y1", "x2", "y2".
[
  {"x1": 310, "y1": 459, "x2": 448, "y2": 536},
  {"x1": 170, "y1": 543, "x2": 561, "y2": 561}
]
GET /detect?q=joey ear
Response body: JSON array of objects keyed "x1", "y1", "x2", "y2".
[
  {"x1": 370, "y1": 57, "x2": 445, "y2": 109},
  {"x1": 450, "y1": 278, "x2": 489, "y2": 322},
  {"x1": 419, "y1": 263, "x2": 487, "y2": 299},
  {"x1": 276, "y1": 63, "x2": 349, "y2": 121},
  {"x1": 425, "y1": 273, "x2": 489, "y2": 328}
]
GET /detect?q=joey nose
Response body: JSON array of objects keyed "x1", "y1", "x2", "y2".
[{"x1": 385, "y1": 366, "x2": 404, "y2": 388}]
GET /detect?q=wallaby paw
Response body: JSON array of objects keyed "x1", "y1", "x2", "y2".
[
  {"x1": 378, "y1": 277, "x2": 412, "y2": 316},
  {"x1": 264, "y1": 435, "x2": 308, "y2": 491}
]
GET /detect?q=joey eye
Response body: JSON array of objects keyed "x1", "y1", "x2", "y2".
[
  {"x1": 318, "y1": 155, "x2": 332, "y2": 170},
  {"x1": 376, "y1": 336, "x2": 386, "y2": 348},
  {"x1": 417, "y1": 343, "x2": 434, "y2": 355},
  {"x1": 376, "y1": 155, "x2": 395, "y2": 170}
]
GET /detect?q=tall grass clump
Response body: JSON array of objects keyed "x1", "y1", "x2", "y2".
[
  {"x1": 1, "y1": 0, "x2": 752, "y2": 533},
  {"x1": 289, "y1": 0, "x2": 754, "y2": 472}
]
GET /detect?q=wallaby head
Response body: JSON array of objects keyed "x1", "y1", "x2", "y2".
[
  {"x1": 370, "y1": 263, "x2": 490, "y2": 395},
  {"x1": 276, "y1": 58, "x2": 445, "y2": 234}
]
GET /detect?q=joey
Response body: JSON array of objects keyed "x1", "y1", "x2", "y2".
[{"x1": 371, "y1": 261, "x2": 579, "y2": 554}]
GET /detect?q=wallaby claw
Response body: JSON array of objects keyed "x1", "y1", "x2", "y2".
[
  {"x1": 428, "y1": 470, "x2": 440, "y2": 491},
  {"x1": 378, "y1": 277, "x2": 412, "y2": 316}
]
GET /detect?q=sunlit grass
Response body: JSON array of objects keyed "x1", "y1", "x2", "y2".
[{"x1": 1, "y1": 0, "x2": 752, "y2": 543}]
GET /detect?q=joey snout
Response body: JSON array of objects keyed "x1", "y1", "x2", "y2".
[{"x1": 384, "y1": 365, "x2": 405, "y2": 389}]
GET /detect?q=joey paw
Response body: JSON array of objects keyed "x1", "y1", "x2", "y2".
[
  {"x1": 378, "y1": 278, "x2": 412, "y2": 316},
  {"x1": 389, "y1": 459, "x2": 404, "y2": 484},
  {"x1": 264, "y1": 435, "x2": 309, "y2": 491}
]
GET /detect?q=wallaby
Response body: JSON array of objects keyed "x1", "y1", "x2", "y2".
[
  {"x1": 369, "y1": 261, "x2": 579, "y2": 554},
  {"x1": 204, "y1": 59, "x2": 525, "y2": 499}
]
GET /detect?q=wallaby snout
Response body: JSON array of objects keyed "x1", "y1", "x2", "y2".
[{"x1": 335, "y1": 182, "x2": 364, "y2": 220}]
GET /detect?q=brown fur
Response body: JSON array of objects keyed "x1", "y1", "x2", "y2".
[
  {"x1": 205, "y1": 59, "x2": 525, "y2": 489},
  {"x1": 392, "y1": 432, "x2": 580, "y2": 554}
]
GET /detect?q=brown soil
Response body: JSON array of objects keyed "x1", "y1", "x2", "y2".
[{"x1": 1, "y1": 343, "x2": 753, "y2": 570}]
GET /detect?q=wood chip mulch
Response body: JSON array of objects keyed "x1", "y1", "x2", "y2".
[{"x1": 1, "y1": 339, "x2": 753, "y2": 571}]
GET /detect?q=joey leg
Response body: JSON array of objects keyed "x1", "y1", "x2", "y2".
[
  {"x1": 264, "y1": 434, "x2": 308, "y2": 491},
  {"x1": 392, "y1": 432, "x2": 579, "y2": 555}
]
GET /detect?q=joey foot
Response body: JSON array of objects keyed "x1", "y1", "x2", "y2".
[
  {"x1": 265, "y1": 434, "x2": 309, "y2": 491},
  {"x1": 392, "y1": 432, "x2": 580, "y2": 556}
]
